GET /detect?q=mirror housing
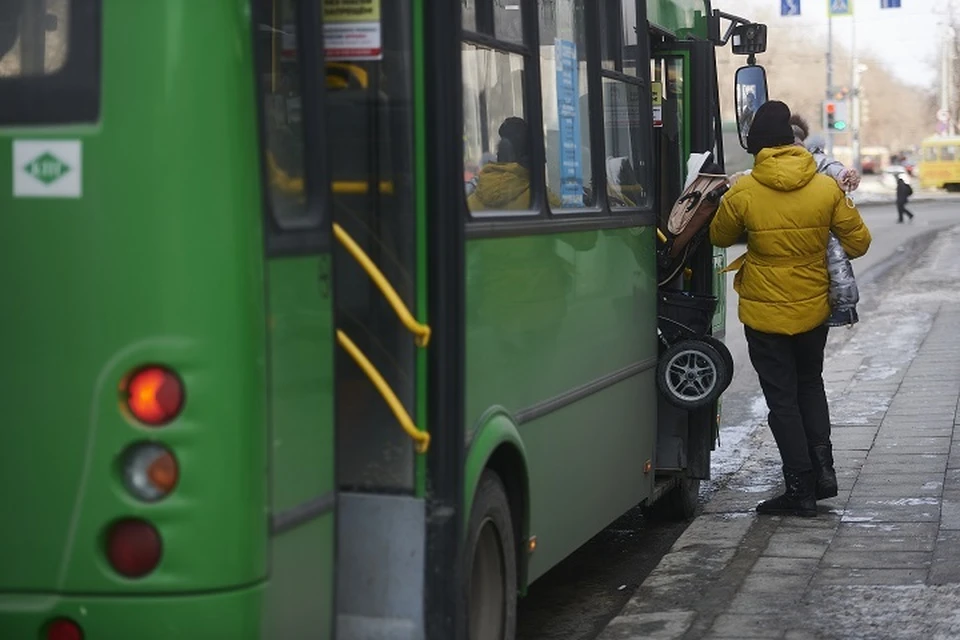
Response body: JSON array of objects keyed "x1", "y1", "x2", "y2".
[
  {"x1": 735, "y1": 65, "x2": 770, "y2": 151},
  {"x1": 731, "y1": 23, "x2": 767, "y2": 56}
]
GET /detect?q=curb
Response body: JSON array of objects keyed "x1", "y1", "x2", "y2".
[{"x1": 856, "y1": 195, "x2": 956, "y2": 208}]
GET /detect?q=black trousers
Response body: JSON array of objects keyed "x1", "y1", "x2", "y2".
[
  {"x1": 745, "y1": 324, "x2": 831, "y2": 473},
  {"x1": 897, "y1": 202, "x2": 914, "y2": 222}
]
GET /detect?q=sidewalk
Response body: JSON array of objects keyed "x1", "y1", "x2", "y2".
[
  {"x1": 853, "y1": 186, "x2": 953, "y2": 208},
  {"x1": 600, "y1": 225, "x2": 960, "y2": 640}
]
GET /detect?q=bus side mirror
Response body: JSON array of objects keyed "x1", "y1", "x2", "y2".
[{"x1": 734, "y1": 65, "x2": 769, "y2": 151}]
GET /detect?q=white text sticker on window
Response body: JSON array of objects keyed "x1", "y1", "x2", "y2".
[{"x1": 13, "y1": 140, "x2": 82, "y2": 198}]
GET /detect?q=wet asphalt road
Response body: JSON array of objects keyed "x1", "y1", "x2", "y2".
[
  {"x1": 516, "y1": 506, "x2": 690, "y2": 640},
  {"x1": 516, "y1": 198, "x2": 960, "y2": 640}
]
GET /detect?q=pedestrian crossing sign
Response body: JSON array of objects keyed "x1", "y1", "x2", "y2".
[{"x1": 828, "y1": 0, "x2": 852, "y2": 16}]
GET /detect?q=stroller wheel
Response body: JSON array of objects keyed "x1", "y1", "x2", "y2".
[
  {"x1": 657, "y1": 340, "x2": 730, "y2": 410},
  {"x1": 700, "y1": 335, "x2": 734, "y2": 390}
]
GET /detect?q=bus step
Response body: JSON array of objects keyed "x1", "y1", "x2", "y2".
[
  {"x1": 651, "y1": 476, "x2": 682, "y2": 503},
  {"x1": 337, "y1": 614, "x2": 420, "y2": 640}
]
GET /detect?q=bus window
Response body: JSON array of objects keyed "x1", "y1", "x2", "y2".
[
  {"x1": 596, "y1": 2, "x2": 651, "y2": 210},
  {"x1": 462, "y1": 44, "x2": 532, "y2": 213},
  {"x1": 330, "y1": 0, "x2": 419, "y2": 492},
  {"x1": 943, "y1": 146, "x2": 957, "y2": 162},
  {"x1": 463, "y1": 0, "x2": 477, "y2": 31},
  {"x1": 256, "y1": 0, "x2": 316, "y2": 228},
  {"x1": 600, "y1": 0, "x2": 640, "y2": 76},
  {"x1": 924, "y1": 146, "x2": 939, "y2": 162},
  {"x1": 652, "y1": 55, "x2": 685, "y2": 217},
  {"x1": 0, "y1": 0, "x2": 99, "y2": 124},
  {"x1": 539, "y1": 0, "x2": 592, "y2": 210},
  {"x1": 0, "y1": 0, "x2": 67, "y2": 76},
  {"x1": 493, "y1": 0, "x2": 524, "y2": 44},
  {"x1": 603, "y1": 79, "x2": 650, "y2": 208}
]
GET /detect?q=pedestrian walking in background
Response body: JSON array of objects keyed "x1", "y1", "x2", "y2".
[
  {"x1": 896, "y1": 174, "x2": 915, "y2": 223},
  {"x1": 711, "y1": 101, "x2": 872, "y2": 518}
]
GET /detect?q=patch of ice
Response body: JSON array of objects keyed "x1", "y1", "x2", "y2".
[
  {"x1": 733, "y1": 485, "x2": 776, "y2": 493},
  {"x1": 865, "y1": 498, "x2": 940, "y2": 506}
]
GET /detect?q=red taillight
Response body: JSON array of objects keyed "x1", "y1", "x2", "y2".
[
  {"x1": 123, "y1": 366, "x2": 184, "y2": 426},
  {"x1": 106, "y1": 519, "x2": 162, "y2": 578},
  {"x1": 46, "y1": 618, "x2": 83, "y2": 640}
]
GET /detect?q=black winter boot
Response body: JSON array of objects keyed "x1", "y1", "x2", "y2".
[
  {"x1": 810, "y1": 444, "x2": 839, "y2": 500},
  {"x1": 756, "y1": 469, "x2": 817, "y2": 517}
]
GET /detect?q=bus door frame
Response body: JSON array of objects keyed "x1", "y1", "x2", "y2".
[
  {"x1": 650, "y1": 36, "x2": 723, "y2": 480},
  {"x1": 422, "y1": 0, "x2": 467, "y2": 637}
]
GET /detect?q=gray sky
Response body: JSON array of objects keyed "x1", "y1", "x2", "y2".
[{"x1": 711, "y1": 0, "x2": 948, "y2": 88}]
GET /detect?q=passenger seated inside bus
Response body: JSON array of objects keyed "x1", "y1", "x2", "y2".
[{"x1": 467, "y1": 117, "x2": 563, "y2": 212}]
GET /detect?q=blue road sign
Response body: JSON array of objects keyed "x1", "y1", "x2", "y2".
[
  {"x1": 881, "y1": 0, "x2": 900, "y2": 7},
  {"x1": 781, "y1": 0, "x2": 801, "y2": 16},
  {"x1": 829, "y1": 0, "x2": 852, "y2": 16}
]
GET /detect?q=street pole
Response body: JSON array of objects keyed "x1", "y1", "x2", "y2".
[
  {"x1": 851, "y1": 12, "x2": 860, "y2": 172},
  {"x1": 942, "y1": 24, "x2": 951, "y2": 136},
  {"x1": 826, "y1": 13, "x2": 834, "y2": 158}
]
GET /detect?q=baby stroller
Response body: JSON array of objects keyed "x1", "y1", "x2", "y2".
[{"x1": 656, "y1": 152, "x2": 734, "y2": 411}]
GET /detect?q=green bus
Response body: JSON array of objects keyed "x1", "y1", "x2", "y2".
[{"x1": 0, "y1": 0, "x2": 758, "y2": 638}]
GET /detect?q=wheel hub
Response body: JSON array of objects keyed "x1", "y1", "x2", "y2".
[{"x1": 666, "y1": 349, "x2": 717, "y2": 402}]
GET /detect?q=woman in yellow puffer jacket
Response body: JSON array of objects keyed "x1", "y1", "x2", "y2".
[{"x1": 710, "y1": 101, "x2": 872, "y2": 518}]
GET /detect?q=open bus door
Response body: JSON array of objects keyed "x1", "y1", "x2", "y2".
[
  {"x1": 650, "y1": 34, "x2": 725, "y2": 517},
  {"x1": 257, "y1": 1, "x2": 464, "y2": 638}
]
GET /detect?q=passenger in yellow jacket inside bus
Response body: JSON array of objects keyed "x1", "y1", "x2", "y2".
[
  {"x1": 710, "y1": 100, "x2": 871, "y2": 519},
  {"x1": 467, "y1": 117, "x2": 561, "y2": 212}
]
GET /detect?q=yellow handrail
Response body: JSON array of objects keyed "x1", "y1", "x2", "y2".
[
  {"x1": 336, "y1": 330, "x2": 430, "y2": 454},
  {"x1": 333, "y1": 222, "x2": 431, "y2": 347},
  {"x1": 657, "y1": 228, "x2": 668, "y2": 244}
]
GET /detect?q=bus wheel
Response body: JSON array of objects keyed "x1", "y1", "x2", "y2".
[
  {"x1": 466, "y1": 471, "x2": 517, "y2": 640},
  {"x1": 652, "y1": 477, "x2": 701, "y2": 521}
]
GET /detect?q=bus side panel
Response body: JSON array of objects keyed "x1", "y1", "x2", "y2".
[
  {"x1": 263, "y1": 256, "x2": 336, "y2": 639},
  {"x1": 0, "y1": 0, "x2": 268, "y2": 595},
  {"x1": 465, "y1": 226, "x2": 658, "y2": 582},
  {"x1": 522, "y1": 376, "x2": 656, "y2": 582},
  {"x1": 0, "y1": 586, "x2": 265, "y2": 639}
]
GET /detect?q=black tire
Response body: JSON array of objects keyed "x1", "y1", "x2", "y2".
[
  {"x1": 650, "y1": 477, "x2": 702, "y2": 521},
  {"x1": 465, "y1": 471, "x2": 517, "y2": 640},
  {"x1": 700, "y1": 335, "x2": 734, "y2": 392},
  {"x1": 656, "y1": 340, "x2": 729, "y2": 410}
]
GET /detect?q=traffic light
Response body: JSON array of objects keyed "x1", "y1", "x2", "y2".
[{"x1": 823, "y1": 100, "x2": 848, "y2": 131}]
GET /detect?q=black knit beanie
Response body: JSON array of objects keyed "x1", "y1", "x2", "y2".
[
  {"x1": 497, "y1": 117, "x2": 530, "y2": 168},
  {"x1": 746, "y1": 101, "x2": 795, "y2": 155}
]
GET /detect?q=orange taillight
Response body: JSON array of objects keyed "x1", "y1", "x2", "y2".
[
  {"x1": 148, "y1": 451, "x2": 178, "y2": 492},
  {"x1": 122, "y1": 443, "x2": 179, "y2": 502},
  {"x1": 122, "y1": 366, "x2": 184, "y2": 426}
]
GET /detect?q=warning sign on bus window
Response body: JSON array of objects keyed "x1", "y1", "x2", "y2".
[
  {"x1": 652, "y1": 82, "x2": 663, "y2": 128},
  {"x1": 323, "y1": 0, "x2": 383, "y2": 61}
]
